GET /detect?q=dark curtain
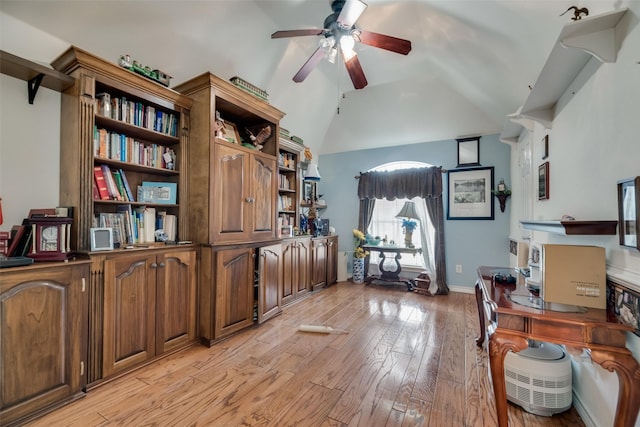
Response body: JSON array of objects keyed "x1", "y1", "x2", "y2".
[
  {"x1": 358, "y1": 198, "x2": 376, "y2": 233},
  {"x1": 357, "y1": 167, "x2": 448, "y2": 294}
]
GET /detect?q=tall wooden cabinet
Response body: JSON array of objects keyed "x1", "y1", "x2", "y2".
[
  {"x1": 173, "y1": 72, "x2": 284, "y2": 245},
  {"x1": 327, "y1": 235, "x2": 339, "y2": 285},
  {"x1": 51, "y1": 46, "x2": 192, "y2": 251},
  {"x1": 51, "y1": 46, "x2": 197, "y2": 386},
  {"x1": 174, "y1": 73, "x2": 285, "y2": 342},
  {"x1": 0, "y1": 261, "x2": 90, "y2": 426}
]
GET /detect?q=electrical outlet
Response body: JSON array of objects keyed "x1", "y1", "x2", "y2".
[{"x1": 456, "y1": 264, "x2": 462, "y2": 273}]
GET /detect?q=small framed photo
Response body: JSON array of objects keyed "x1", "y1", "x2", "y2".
[
  {"x1": 538, "y1": 162, "x2": 549, "y2": 200},
  {"x1": 221, "y1": 121, "x2": 241, "y2": 144},
  {"x1": 447, "y1": 166, "x2": 494, "y2": 220},
  {"x1": 90, "y1": 227, "x2": 114, "y2": 251},
  {"x1": 303, "y1": 182, "x2": 315, "y2": 203},
  {"x1": 281, "y1": 224, "x2": 294, "y2": 238},
  {"x1": 456, "y1": 137, "x2": 480, "y2": 167},
  {"x1": 542, "y1": 134, "x2": 549, "y2": 159},
  {"x1": 618, "y1": 176, "x2": 640, "y2": 250}
]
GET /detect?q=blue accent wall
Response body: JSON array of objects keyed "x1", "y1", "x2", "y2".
[{"x1": 318, "y1": 134, "x2": 511, "y2": 289}]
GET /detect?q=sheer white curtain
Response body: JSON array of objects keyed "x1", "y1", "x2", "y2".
[{"x1": 415, "y1": 197, "x2": 436, "y2": 280}]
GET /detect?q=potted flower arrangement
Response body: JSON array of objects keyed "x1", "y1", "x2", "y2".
[
  {"x1": 352, "y1": 229, "x2": 368, "y2": 283},
  {"x1": 401, "y1": 219, "x2": 418, "y2": 248}
]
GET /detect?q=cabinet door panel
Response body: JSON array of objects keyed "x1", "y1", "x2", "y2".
[
  {"x1": 0, "y1": 264, "x2": 87, "y2": 425},
  {"x1": 251, "y1": 155, "x2": 276, "y2": 238},
  {"x1": 156, "y1": 250, "x2": 197, "y2": 354},
  {"x1": 214, "y1": 145, "x2": 248, "y2": 242},
  {"x1": 297, "y1": 239, "x2": 311, "y2": 295},
  {"x1": 312, "y1": 238, "x2": 328, "y2": 290},
  {"x1": 214, "y1": 248, "x2": 254, "y2": 338},
  {"x1": 103, "y1": 255, "x2": 156, "y2": 377},
  {"x1": 327, "y1": 236, "x2": 338, "y2": 285},
  {"x1": 281, "y1": 241, "x2": 295, "y2": 305},
  {"x1": 258, "y1": 244, "x2": 282, "y2": 323}
]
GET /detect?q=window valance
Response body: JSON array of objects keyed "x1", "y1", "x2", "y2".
[{"x1": 357, "y1": 167, "x2": 443, "y2": 200}]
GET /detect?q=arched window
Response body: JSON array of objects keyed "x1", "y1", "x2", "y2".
[{"x1": 367, "y1": 161, "x2": 435, "y2": 270}]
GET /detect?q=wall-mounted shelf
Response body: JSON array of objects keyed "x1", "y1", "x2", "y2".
[
  {"x1": 520, "y1": 220, "x2": 618, "y2": 235},
  {"x1": 499, "y1": 107, "x2": 534, "y2": 144},
  {"x1": 1, "y1": 50, "x2": 75, "y2": 104},
  {"x1": 506, "y1": 8, "x2": 627, "y2": 131}
]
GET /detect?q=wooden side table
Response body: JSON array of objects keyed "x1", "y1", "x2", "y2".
[{"x1": 363, "y1": 245, "x2": 422, "y2": 291}]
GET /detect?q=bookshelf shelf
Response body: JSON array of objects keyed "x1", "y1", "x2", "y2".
[
  {"x1": 95, "y1": 115, "x2": 180, "y2": 145},
  {"x1": 94, "y1": 157, "x2": 180, "y2": 176},
  {"x1": 0, "y1": 49, "x2": 75, "y2": 104}
]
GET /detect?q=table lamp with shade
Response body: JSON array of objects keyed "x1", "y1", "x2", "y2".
[{"x1": 396, "y1": 201, "x2": 420, "y2": 248}]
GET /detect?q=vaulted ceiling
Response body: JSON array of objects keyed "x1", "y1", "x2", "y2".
[{"x1": 0, "y1": 0, "x2": 621, "y2": 155}]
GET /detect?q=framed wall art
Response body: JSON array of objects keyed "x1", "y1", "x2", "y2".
[
  {"x1": 618, "y1": 176, "x2": 640, "y2": 250},
  {"x1": 447, "y1": 166, "x2": 494, "y2": 220},
  {"x1": 542, "y1": 134, "x2": 549, "y2": 159},
  {"x1": 456, "y1": 137, "x2": 480, "y2": 167},
  {"x1": 538, "y1": 162, "x2": 549, "y2": 200}
]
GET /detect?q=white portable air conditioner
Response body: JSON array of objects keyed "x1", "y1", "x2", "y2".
[{"x1": 504, "y1": 341, "x2": 572, "y2": 416}]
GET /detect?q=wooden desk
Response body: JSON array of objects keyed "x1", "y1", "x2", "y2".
[
  {"x1": 363, "y1": 245, "x2": 422, "y2": 291},
  {"x1": 475, "y1": 266, "x2": 640, "y2": 427}
]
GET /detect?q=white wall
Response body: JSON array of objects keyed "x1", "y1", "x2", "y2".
[
  {"x1": 509, "y1": 5, "x2": 640, "y2": 426},
  {"x1": 0, "y1": 11, "x2": 68, "y2": 230}
]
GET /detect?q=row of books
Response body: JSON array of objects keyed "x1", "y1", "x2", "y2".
[
  {"x1": 94, "y1": 126, "x2": 176, "y2": 170},
  {"x1": 94, "y1": 165, "x2": 135, "y2": 202},
  {"x1": 278, "y1": 152, "x2": 296, "y2": 169},
  {"x1": 278, "y1": 194, "x2": 294, "y2": 212},
  {"x1": 96, "y1": 206, "x2": 177, "y2": 247},
  {"x1": 95, "y1": 92, "x2": 179, "y2": 137},
  {"x1": 278, "y1": 173, "x2": 293, "y2": 190},
  {"x1": 93, "y1": 165, "x2": 178, "y2": 205}
]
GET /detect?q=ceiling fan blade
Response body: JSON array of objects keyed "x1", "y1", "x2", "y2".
[
  {"x1": 271, "y1": 29, "x2": 324, "y2": 39},
  {"x1": 337, "y1": 0, "x2": 367, "y2": 28},
  {"x1": 342, "y1": 51, "x2": 368, "y2": 89},
  {"x1": 293, "y1": 47, "x2": 326, "y2": 83},
  {"x1": 356, "y1": 30, "x2": 412, "y2": 55}
]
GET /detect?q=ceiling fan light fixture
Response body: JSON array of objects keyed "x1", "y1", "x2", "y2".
[
  {"x1": 339, "y1": 34, "x2": 356, "y2": 61},
  {"x1": 327, "y1": 47, "x2": 338, "y2": 63},
  {"x1": 319, "y1": 36, "x2": 336, "y2": 52}
]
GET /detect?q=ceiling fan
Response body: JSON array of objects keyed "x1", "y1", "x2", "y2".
[{"x1": 271, "y1": 0, "x2": 412, "y2": 90}]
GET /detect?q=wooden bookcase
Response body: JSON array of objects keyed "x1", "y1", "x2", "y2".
[
  {"x1": 174, "y1": 72, "x2": 284, "y2": 344},
  {"x1": 51, "y1": 46, "x2": 193, "y2": 251},
  {"x1": 278, "y1": 137, "x2": 304, "y2": 230},
  {"x1": 173, "y1": 72, "x2": 284, "y2": 245}
]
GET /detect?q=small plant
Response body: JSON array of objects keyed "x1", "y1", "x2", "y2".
[
  {"x1": 401, "y1": 219, "x2": 418, "y2": 233},
  {"x1": 354, "y1": 246, "x2": 369, "y2": 258}
]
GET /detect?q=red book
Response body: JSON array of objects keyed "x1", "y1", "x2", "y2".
[{"x1": 94, "y1": 166, "x2": 110, "y2": 200}]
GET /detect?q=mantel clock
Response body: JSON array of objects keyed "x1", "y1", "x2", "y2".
[{"x1": 27, "y1": 216, "x2": 73, "y2": 261}]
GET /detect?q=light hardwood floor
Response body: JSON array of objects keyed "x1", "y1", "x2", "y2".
[{"x1": 26, "y1": 282, "x2": 585, "y2": 427}]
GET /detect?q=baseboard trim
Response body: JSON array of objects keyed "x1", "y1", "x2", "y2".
[
  {"x1": 449, "y1": 285, "x2": 474, "y2": 295},
  {"x1": 572, "y1": 391, "x2": 597, "y2": 427}
]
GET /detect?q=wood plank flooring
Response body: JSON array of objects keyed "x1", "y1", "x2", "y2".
[{"x1": 25, "y1": 282, "x2": 585, "y2": 427}]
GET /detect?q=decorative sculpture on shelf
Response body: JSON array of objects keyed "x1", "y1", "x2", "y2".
[
  {"x1": 245, "y1": 125, "x2": 271, "y2": 151},
  {"x1": 560, "y1": 6, "x2": 589, "y2": 21}
]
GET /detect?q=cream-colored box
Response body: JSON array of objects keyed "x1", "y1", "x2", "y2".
[{"x1": 541, "y1": 244, "x2": 606, "y2": 309}]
